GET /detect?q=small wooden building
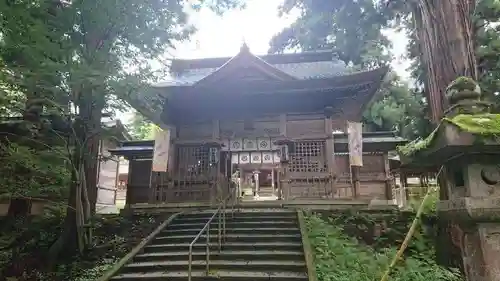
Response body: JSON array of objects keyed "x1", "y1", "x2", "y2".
[{"x1": 113, "y1": 46, "x2": 407, "y2": 208}]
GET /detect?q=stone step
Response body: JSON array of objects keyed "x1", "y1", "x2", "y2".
[
  {"x1": 134, "y1": 250, "x2": 305, "y2": 262},
  {"x1": 257, "y1": 192, "x2": 275, "y2": 197},
  {"x1": 166, "y1": 221, "x2": 297, "y2": 230},
  {"x1": 178, "y1": 211, "x2": 296, "y2": 219},
  {"x1": 122, "y1": 260, "x2": 307, "y2": 273},
  {"x1": 162, "y1": 227, "x2": 300, "y2": 236},
  {"x1": 143, "y1": 242, "x2": 304, "y2": 253},
  {"x1": 182, "y1": 208, "x2": 293, "y2": 214},
  {"x1": 111, "y1": 270, "x2": 308, "y2": 281},
  {"x1": 152, "y1": 234, "x2": 302, "y2": 244},
  {"x1": 174, "y1": 215, "x2": 297, "y2": 224}
]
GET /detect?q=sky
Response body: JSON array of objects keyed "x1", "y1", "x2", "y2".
[{"x1": 121, "y1": 0, "x2": 411, "y2": 123}]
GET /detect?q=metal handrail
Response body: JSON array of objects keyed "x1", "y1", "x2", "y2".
[{"x1": 188, "y1": 181, "x2": 235, "y2": 281}]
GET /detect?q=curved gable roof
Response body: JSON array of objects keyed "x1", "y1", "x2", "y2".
[{"x1": 153, "y1": 49, "x2": 347, "y2": 88}]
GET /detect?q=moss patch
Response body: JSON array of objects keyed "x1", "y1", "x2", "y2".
[
  {"x1": 396, "y1": 130, "x2": 437, "y2": 157},
  {"x1": 397, "y1": 114, "x2": 500, "y2": 157},
  {"x1": 448, "y1": 114, "x2": 500, "y2": 134}
]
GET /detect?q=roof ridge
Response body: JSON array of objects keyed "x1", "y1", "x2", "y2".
[{"x1": 170, "y1": 50, "x2": 341, "y2": 72}]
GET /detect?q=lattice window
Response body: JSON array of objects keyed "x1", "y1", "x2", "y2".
[
  {"x1": 176, "y1": 145, "x2": 210, "y2": 176},
  {"x1": 288, "y1": 141, "x2": 327, "y2": 173}
]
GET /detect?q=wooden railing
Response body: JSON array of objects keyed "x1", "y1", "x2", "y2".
[
  {"x1": 282, "y1": 172, "x2": 338, "y2": 199},
  {"x1": 147, "y1": 173, "x2": 231, "y2": 205}
]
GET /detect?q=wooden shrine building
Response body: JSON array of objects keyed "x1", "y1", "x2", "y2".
[{"x1": 112, "y1": 45, "x2": 407, "y2": 208}]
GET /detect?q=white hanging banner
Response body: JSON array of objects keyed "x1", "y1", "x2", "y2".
[
  {"x1": 152, "y1": 128, "x2": 171, "y2": 172},
  {"x1": 347, "y1": 121, "x2": 363, "y2": 167}
]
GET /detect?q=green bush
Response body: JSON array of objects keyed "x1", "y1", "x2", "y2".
[
  {"x1": 306, "y1": 213, "x2": 463, "y2": 281},
  {"x1": 0, "y1": 142, "x2": 70, "y2": 200},
  {"x1": 409, "y1": 186, "x2": 439, "y2": 215}
]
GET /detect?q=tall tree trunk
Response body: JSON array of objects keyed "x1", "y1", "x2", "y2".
[
  {"x1": 414, "y1": 0, "x2": 477, "y2": 124},
  {"x1": 79, "y1": 93, "x2": 103, "y2": 214},
  {"x1": 413, "y1": 0, "x2": 477, "y2": 270},
  {"x1": 47, "y1": 90, "x2": 103, "y2": 263}
]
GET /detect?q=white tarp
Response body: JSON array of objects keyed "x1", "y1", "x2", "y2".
[
  {"x1": 97, "y1": 144, "x2": 119, "y2": 205},
  {"x1": 347, "y1": 121, "x2": 363, "y2": 167},
  {"x1": 152, "y1": 128, "x2": 171, "y2": 172}
]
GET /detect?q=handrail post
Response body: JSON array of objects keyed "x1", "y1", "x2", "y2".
[
  {"x1": 188, "y1": 244, "x2": 193, "y2": 281},
  {"x1": 218, "y1": 209, "x2": 222, "y2": 252},
  {"x1": 188, "y1": 192, "x2": 232, "y2": 281},
  {"x1": 206, "y1": 224, "x2": 210, "y2": 276},
  {"x1": 223, "y1": 200, "x2": 227, "y2": 243},
  {"x1": 232, "y1": 187, "x2": 236, "y2": 218}
]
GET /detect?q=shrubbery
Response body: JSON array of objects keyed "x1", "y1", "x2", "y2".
[
  {"x1": 0, "y1": 142, "x2": 71, "y2": 201},
  {"x1": 305, "y1": 213, "x2": 463, "y2": 281}
]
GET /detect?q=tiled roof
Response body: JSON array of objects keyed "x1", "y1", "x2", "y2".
[{"x1": 153, "y1": 52, "x2": 347, "y2": 87}]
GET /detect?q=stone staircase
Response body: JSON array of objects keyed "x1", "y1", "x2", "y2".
[
  {"x1": 110, "y1": 209, "x2": 310, "y2": 281},
  {"x1": 257, "y1": 186, "x2": 276, "y2": 197}
]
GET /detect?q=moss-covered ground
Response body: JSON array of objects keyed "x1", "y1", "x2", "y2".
[{"x1": 305, "y1": 212, "x2": 463, "y2": 281}]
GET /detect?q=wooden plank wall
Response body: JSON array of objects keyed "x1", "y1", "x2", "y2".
[
  {"x1": 134, "y1": 113, "x2": 392, "y2": 203},
  {"x1": 127, "y1": 159, "x2": 152, "y2": 204},
  {"x1": 335, "y1": 154, "x2": 388, "y2": 200}
]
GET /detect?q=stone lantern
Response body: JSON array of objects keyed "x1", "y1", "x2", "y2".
[{"x1": 398, "y1": 77, "x2": 500, "y2": 281}]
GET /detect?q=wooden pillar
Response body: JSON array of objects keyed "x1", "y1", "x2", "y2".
[
  {"x1": 167, "y1": 126, "x2": 177, "y2": 174},
  {"x1": 401, "y1": 172, "x2": 408, "y2": 207},
  {"x1": 324, "y1": 107, "x2": 336, "y2": 196},
  {"x1": 346, "y1": 121, "x2": 362, "y2": 199},
  {"x1": 113, "y1": 156, "x2": 120, "y2": 205},
  {"x1": 271, "y1": 168, "x2": 275, "y2": 195},
  {"x1": 253, "y1": 170, "x2": 260, "y2": 197},
  {"x1": 351, "y1": 166, "x2": 360, "y2": 198},
  {"x1": 278, "y1": 113, "x2": 288, "y2": 200},
  {"x1": 403, "y1": 173, "x2": 410, "y2": 201},
  {"x1": 125, "y1": 158, "x2": 134, "y2": 207},
  {"x1": 383, "y1": 153, "x2": 393, "y2": 200},
  {"x1": 277, "y1": 168, "x2": 282, "y2": 200}
]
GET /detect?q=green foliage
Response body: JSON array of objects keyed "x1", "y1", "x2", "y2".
[
  {"x1": 0, "y1": 142, "x2": 70, "y2": 200},
  {"x1": 0, "y1": 0, "x2": 246, "y2": 258},
  {"x1": 126, "y1": 112, "x2": 157, "y2": 140},
  {"x1": 396, "y1": 132, "x2": 436, "y2": 157},
  {"x1": 269, "y1": 0, "x2": 396, "y2": 67},
  {"x1": 363, "y1": 73, "x2": 430, "y2": 139},
  {"x1": 306, "y1": 213, "x2": 463, "y2": 281},
  {"x1": 0, "y1": 213, "x2": 161, "y2": 280},
  {"x1": 474, "y1": 0, "x2": 500, "y2": 105},
  {"x1": 269, "y1": 0, "x2": 428, "y2": 139},
  {"x1": 270, "y1": 0, "x2": 500, "y2": 138},
  {"x1": 409, "y1": 186, "x2": 439, "y2": 215}
]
